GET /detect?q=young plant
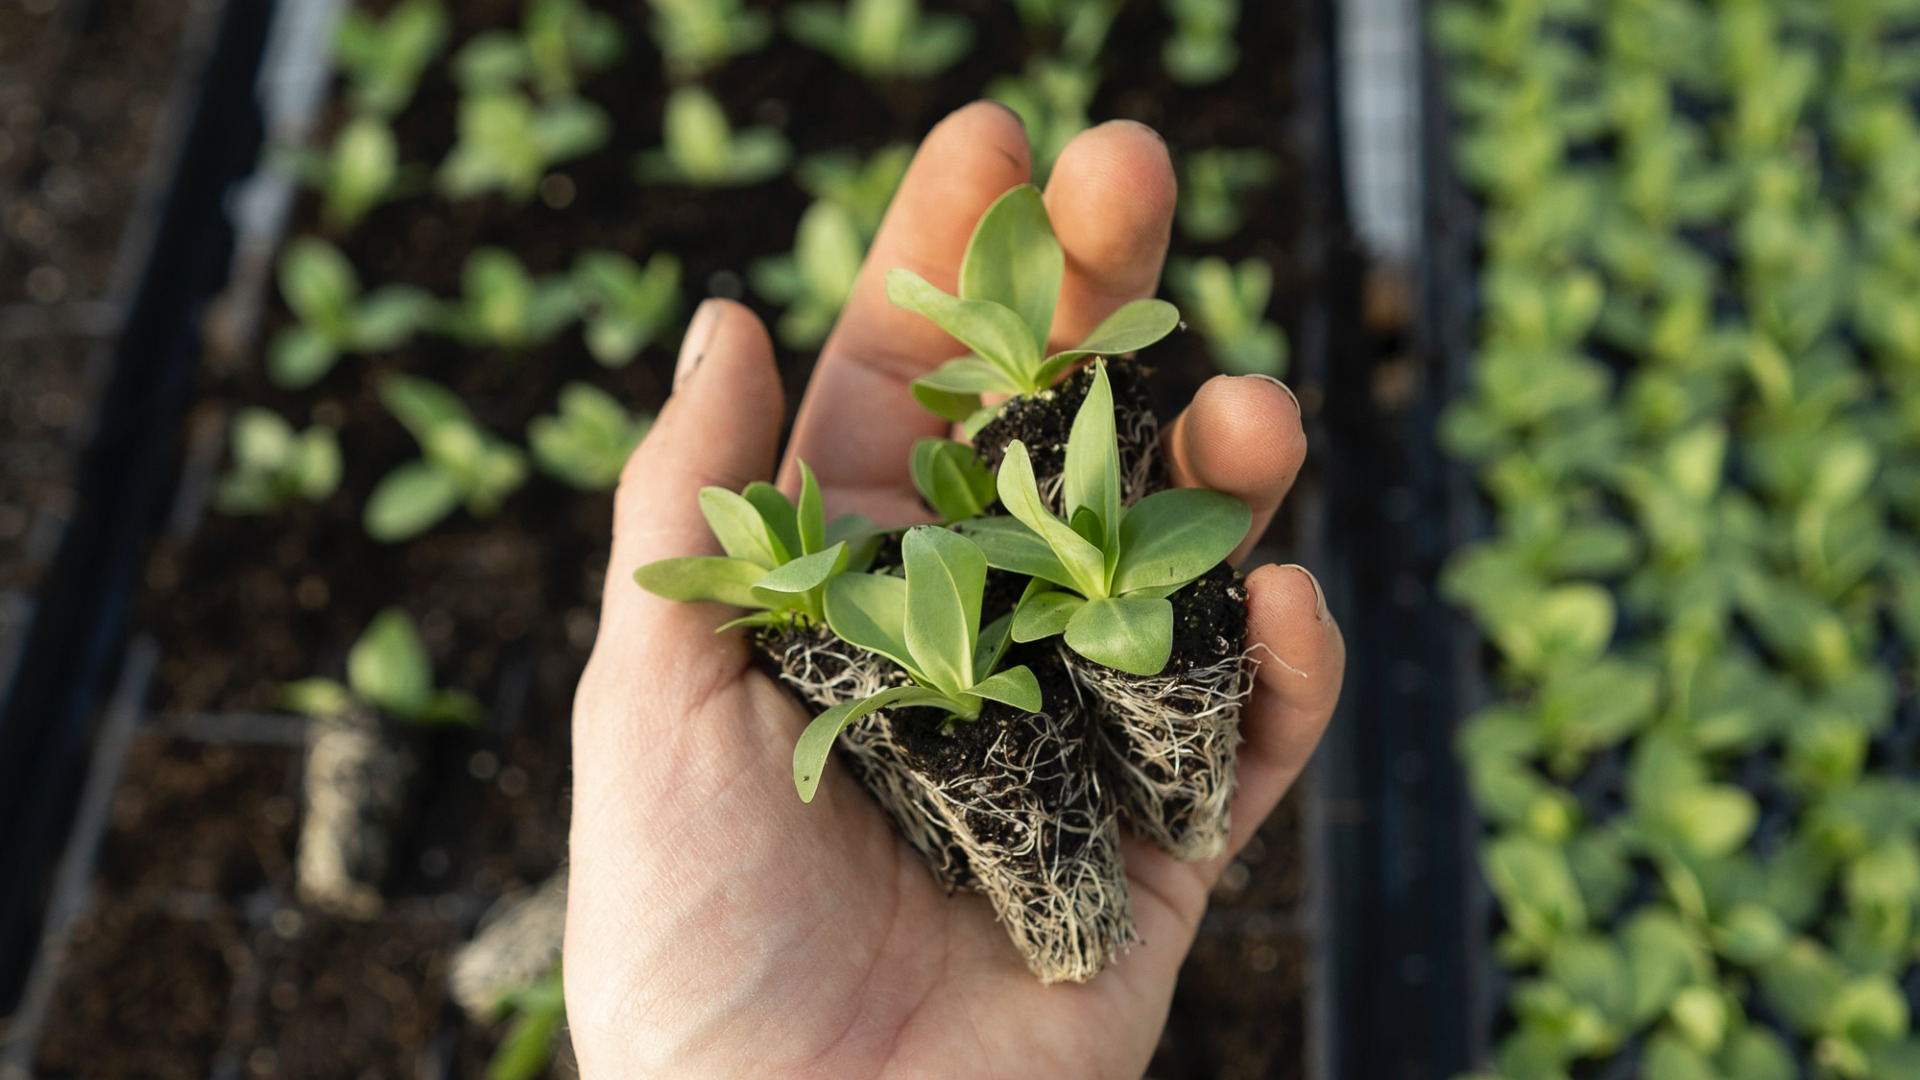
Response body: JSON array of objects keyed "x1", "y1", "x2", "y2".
[
  {"x1": 453, "y1": 0, "x2": 624, "y2": 100},
  {"x1": 572, "y1": 251, "x2": 682, "y2": 367},
  {"x1": 793, "y1": 526, "x2": 1041, "y2": 801},
  {"x1": 268, "y1": 237, "x2": 435, "y2": 389},
  {"x1": 528, "y1": 382, "x2": 652, "y2": 491},
  {"x1": 283, "y1": 607, "x2": 483, "y2": 725},
  {"x1": 484, "y1": 970, "x2": 566, "y2": 1080},
  {"x1": 364, "y1": 375, "x2": 529, "y2": 543},
  {"x1": 276, "y1": 115, "x2": 415, "y2": 233},
  {"x1": 960, "y1": 363, "x2": 1251, "y2": 676},
  {"x1": 635, "y1": 87, "x2": 791, "y2": 188},
  {"x1": 750, "y1": 200, "x2": 866, "y2": 348},
  {"x1": 633, "y1": 462, "x2": 876, "y2": 630},
  {"x1": 910, "y1": 438, "x2": 995, "y2": 524},
  {"x1": 795, "y1": 144, "x2": 912, "y2": 235},
  {"x1": 334, "y1": 0, "x2": 448, "y2": 118},
  {"x1": 1167, "y1": 256, "x2": 1288, "y2": 377},
  {"x1": 1177, "y1": 147, "x2": 1278, "y2": 243},
  {"x1": 438, "y1": 248, "x2": 578, "y2": 352},
  {"x1": 436, "y1": 91, "x2": 609, "y2": 203},
  {"x1": 890, "y1": 185, "x2": 1180, "y2": 433},
  {"x1": 214, "y1": 408, "x2": 341, "y2": 515},
  {"x1": 645, "y1": 0, "x2": 771, "y2": 79},
  {"x1": 1161, "y1": 0, "x2": 1240, "y2": 86},
  {"x1": 784, "y1": 0, "x2": 974, "y2": 81}
]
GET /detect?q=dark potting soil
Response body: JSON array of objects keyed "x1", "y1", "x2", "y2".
[
  {"x1": 248, "y1": 914, "x2": 451, "y2": 1080},
  {"x1": 0, "y1": 335, "x2": 89, "y2": 593},
  {"x1": 35, "y1": 903, "x2": 246, "y2": 1080},
  {"x1": 97, "y1": 735, "x2": 301, "y2": 898},
  {"x1": 1168, "y1": 562, "x2": 1251, "y2": 676},
  {"x1": 971, "y1": 357, "x2": 1168, "y2": 496}
]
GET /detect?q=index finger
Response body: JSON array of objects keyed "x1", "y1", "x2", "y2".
[{"x1": 780, "y1": 102, "x2": 1032, "y2": 523}]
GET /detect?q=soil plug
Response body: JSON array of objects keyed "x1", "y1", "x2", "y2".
[
  {"x1": 888, "y1": 185, "x2": 1180, "y2": 507},
  {"x1": 962, "y1": 363, "x2": 1253, "y2": 861},
  {"x1": 452, "y1": 870, "x2": 569, "y2": 1020},
  {"x1": 283, "y1": 608, "x2": 484, "y2": 917}
]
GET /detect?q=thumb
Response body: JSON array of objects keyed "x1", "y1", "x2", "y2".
[{"x1": 597, "y1": 299, "x2": 786, "y2": 648}]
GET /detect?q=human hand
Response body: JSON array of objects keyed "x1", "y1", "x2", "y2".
[{"x1": 565, "y1": 102, "x2": 1345, "y2": 1079}]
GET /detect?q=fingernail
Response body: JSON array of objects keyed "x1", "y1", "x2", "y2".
[
  {"x1": 1281, "y1": 563, "x2": 1328, "y2": 622},
  {"x1": 1246, "y1": 374, "x2": 1301, "y2": 414},
  {"x1": 675, "y1": 300, "x2": 722, "y2": 391}
]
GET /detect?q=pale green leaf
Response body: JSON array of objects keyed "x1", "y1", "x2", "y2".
[
  {"x1": 1064, "y1": 595, "x2": 1174, "y2": 675},
  {"x1": 1062, "y1": 362, "x2": 1121, "y2": 558},
  {"x1": 794, "y1": 685, "x2": 956, "y2": 801},
  {"x1": 699, "y1": 487, "x2": 787, "y2": 569},
  {"x1": 797, "y1": 461, "x2": 825, "y2": 555},
  {"x1": 886, "y1": 269, "x2": 1041, "y2": 382},
  {"x1": 1048, "y1": 298, "x2": 1181, "y2": 363},
  {"x1": 958, "y1": 184, "x2": 1062, "y2": 348},
  {"x1": 825, "y1": 572, "x2": 915, "y2": 672},
  {"x1": 1112, "y1": 488, "x2": 1251, "y2": 594},
  {"x1": 965, "y1": 665, "x2": 1042, "y2": 713},
  {"x1": 633, "y1": 556, "x2": 766, "y2": 608},
  {"x1": 996, "y1": 442, "x2": 1107, "y2": 596},
  {"x1": 349, "y1": 607, "x2": 433, "y2": 718},
  {"x1": 911, "y1": 438, "x2": 995, "y2": 523},
  {"x1": 960, "y1": 516, "x2": 1076, "y2": 586},
  {"x1": 1012, "y1": 589, "x2": 1084, "y2": 642},
  {"x1": 753, "y1": 543, "x2": 847, "y2": 595},
  {"x1": 364, "y1": 460, "x2": 463, "y2": 541},
  {"x1": 902, "y1": 526, "x2": 985, "y2": 697}
]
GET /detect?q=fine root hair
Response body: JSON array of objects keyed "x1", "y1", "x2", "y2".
[{"x1": 1068, "y1": 644, "x2": 1255, "y2": 862}]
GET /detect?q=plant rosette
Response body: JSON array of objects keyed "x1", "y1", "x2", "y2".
[
  {"x1": 963, "y1": 362, "x2": 1255, "y2": 861},
  {"x1": 889, "y1": 184, "x2": 1180, "y2": 508},
  {"x1": 799, "y1": 526, "x2": 1136, "y2": 983}
]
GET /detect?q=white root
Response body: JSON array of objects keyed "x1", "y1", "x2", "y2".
[
  {"x1": 1067, "y1": 644, "x2": 1255, "y2": 862},
  {"x1": 450, "y1": 870, "x2": 569, "y2": 1019},
  {"x1": 296, "y1": 709, "x2": 414, "y2": 917}
]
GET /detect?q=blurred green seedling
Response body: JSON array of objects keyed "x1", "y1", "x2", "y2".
[
  {"x1": 572, "y1": 251, "x2": 682, "y2": 367},
  {"x1": 439, "y1": 247, "x2": 578, "y2": 352},
  {"x1": 988, "y1": 55, "x2": 1099, "y2": 183},
  {"x1": 960, "y1": 363, "x2": 1251, "y2": 676},
  {"x1": 1167, "y1": 256, "x2": 1288, "y2": 378},
  {"x1": 437, "y1": 90, "x2": 608, "y2": 202},
  {"x1": 644, "y1": 0, "x2": 771, "y2": 79},
  {"x1": 910, "y1": 438, "x2": 996, "y2": 524},
  {"x1": 528, "y1": 382, "x2": 653, "y2": 491},
  {"x1": 277, "y1": 115, "x2": 416, "y2": 233},
  {"x1": 268, "y1": 237, "x2": 435, "y2": 390},
  {"x1": 785, "y1": 0, "x2": 974, "y2": 80},
  {"x1": 1161, "y1": 0, "x2": 1240, "y2": 86},
  {"x1": 751, "y1": 148, "x2": 910, "y2": 347},
  {"x1": 214, "y1": 408, "x2": 342, "y2": 515},
  {"x1": 283, "y1": 607, "x2": 484, "y2": 725},
  {"x1": 794, "y1": 526, "x2": 1041, "y2": 801},
  {"x1": 892, "y1": 185, "x2": 1180, "y2": 433},
  {"x1": 334, "y1": 0, "x2": 448, "y2": 118},
  {"x1": 1177, "y1": 148, "x2": 1278, "y2": 243},
  {"x1": 364, "y1": 375, "x2": 529, "y2": 543},
  {"x1": 453, "y1": 0, "x2": 623, "y2": 99},
  {"x1": 483, "y1": 970, "x2": 566, "y2": 1080},
  {"x1": 635, "y1": 87, "x2": 791, "y2": 188},
  {"x1": 633, "y1": 461, "x2": 878, "y2": 630},
  {"x1": 795, "y1": 144, "x2": 912, "y2": 235}
]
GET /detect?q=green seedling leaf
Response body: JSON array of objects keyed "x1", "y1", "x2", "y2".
[
  {"x1": 282, "y1": 678, "x2": 354, "y2": 718},
  {"x1": 646, "y1": 0, "x2": 771, "y2": 78},
  {"x1": 215, "y1": 408, "x2": 342, "y2": 515},
  {"x1": 957, "y1": 515, "x2": 1076, "y2": 586},
  {"x1": 998, "y1": 441, "x2": 1107, "y2": 595},
  {"x1": 335, "y1": 0, "x2": 448, "y2": 117},
  {"x1": 797, "y1": 462, "x2": 826, "y2": 555},
  {"x1": 959, "y1": 185, "x2": 1063, "y2": 347},
  {"x1": 1011, "y1": 589, "x2": 1084, "y2": 641},
  {"x1": 1049, "y1": 298, "x2": 1182, "y2": 364},
  {"x1": 824, "y1": 571, "x2": 914, "y2": 671},
  {"x1": 753, "y1": 543, "x2": 848, "y2": 597},
  {"x1": 364, "y1": 460, "x2": 463, "y2": 542},
  {"x1": 794, "y1": 684, "x2": 955, "y2": 801},
  {"x1": 910, "y1": 438, "x2": 996, "y2": 523},
  {"x1": 637, "y1": 87, "x2": 791, "y2": 188},
  {"x1": 633, "y1": 556, "x2": 766, "y2": 607},
  {"x1": 573, "y1": 251, "x2": 681, "y2": 366},
  {"x1": 886, "y1": 269, "x2": 1042, "y2": 379},
  {"x1": 902, "y1": 526, "x2": 985, "y2": 697},
  {"x1": 348, "y1": 608, "x2": 434, "y2": 719},
  {"x1": 741, "y1": 483, "x2": 802, "y2": 559},
  {"x1": 1113, "y1": 487, "x2": 1251, "y2": 594},
  {"x1": 527, "y1": 382, "x2": 651, "y2": 491},
  {"x1": 965, "y1": 665, "x2": 1042, "y2": 712},
  {"x1": 1064, "y1": 595, "x2": 1174, "y2": 676},
  {"x1": 266, "y1": 326, "x2": 338, "y2": 390},
  {"x1": 1062, "y1": 362, "x2": 1122, "y2": 558},
  {"x1": 699, "y1": 487, "x2": 788, "y2": 569},
  {"x1": 786, "y1": 0, "x2": 975, "y2": 80}
]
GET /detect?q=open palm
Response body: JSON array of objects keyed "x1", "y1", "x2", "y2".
[{"x1": 565, "y1": 103, "x2": 1345, "y2": 1079}]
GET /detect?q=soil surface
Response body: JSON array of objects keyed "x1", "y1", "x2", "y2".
[
  {"x1": 98, "y1": 734, "x2": 302, "y2": 897},
  {"x1": 1167, "y1": 563, "x2": 1251, "y2": 675},
  {"x1": 972, "y1": 356, "x2": 1168, "y2": 496},
  {"x1": 34, "y1": 0, "x2": 1324, "y2": 1073}
]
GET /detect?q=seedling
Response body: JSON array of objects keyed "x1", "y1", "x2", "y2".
[
  {"x1": 785, "y1": 0, "x2": 974, "y2": 80},
  {"x1": 364, "y1": 375, "x2": 528, "y2": 543},
  {"x1": 438, "y1": 247, "x2": 578, "y2": 352},
  {"x1": 1161, "y1": 0, "x2": 1240, "y2": 86},
  {"x1": 750, "y1": 200, "x2": 866, "y2": 348},
  {"x1": 795, "y1": 145, "x2": 912, "y2": 235},
  {"x1": 1177, "y1": 148, "x2": 1278, "y2": 243},
  {"x1": 635, "y1": 87, "x2": 791, "y2": 188},
  {"x1": 274, "y1": 115, "x2": 416, "y2": 233},
  {"x1": 792, "y1": 526, "x2": 1042, "y2": 801},
  {"x1": 334, "y1": 0, "x2": 448, "y2": 118},
  {"x1": 987, "y1": 56, "x2": 1099, "y2": 183},
  {"x1": 645, "y1": 0, "x2": 771, "y2": 79},
  {"x1": 528, "y1": 382, "x2": 652, "y2": 491},
  {"x1": 890, "y1": 185, "x2": 1180, "y2": 433},
  {"x1": 910, "y1": 438, "x2": 995, "y2": 524},
  {"x1": 1167, "y1": 256, "x2": 1287, "y2": 378},
  {"x1": 572, "y1": 251, "x2": 682, "y2": 367},
  {"x1": 453, "y1": 0, "x2": 624, "y2": 100},
  {"x1": 283, "y1": 607, "x2": 483, "y2": 725},
  {"x1": 633, "y1": 462, "x2": 876, "y2": 630},
  {"x1": 484, "y1": 970, "x2": 566, "y2": 1080},
  {"x1": 215, "y1": 408, "x2": 341, "y2": 515},
  {"x1": 437, "y1": 91, "x2": 608, "y2": 203},
  {"x1": 960, "y1": 363, "x2": 1251, "y2": 675},
  {"x1": 267, "y1": 237, "x2": 435, "y2": 389}
]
